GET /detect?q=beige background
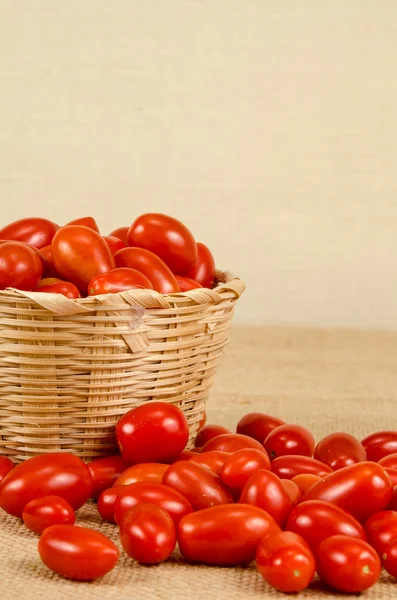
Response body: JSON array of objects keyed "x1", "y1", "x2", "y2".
[{"x1": 1, "y1": 0, "x2": 397, "y2": 328}]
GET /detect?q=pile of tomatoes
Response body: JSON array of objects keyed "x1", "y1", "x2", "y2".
[
  {"x1": 2, "y1": 404, "x2": 397, "y2": 593},
  {"x1": 0, "y1": 214, "x2": 216, "y2": 297}
]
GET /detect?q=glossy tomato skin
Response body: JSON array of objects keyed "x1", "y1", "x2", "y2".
[
  {"x1": 271, "y1": 455, "x2": 334, "y2": 479},
  {"x1": 240, "y1": 470, "x2": 292, "y2": 526},
  {"x1": 115, "y1": 463, "x2": 169, "y2": 486},
  {"x1": 220, "y1": 449, "x2": 271, "y2": 492},
  {"x1": 175, "y1": 276, "x2": 202, "y2": 291},
  {"x1": 364, "y1": 511, "x2": 397, "y2": 554},
  {"x1": 97, "y1": 485, "x2": 125, "y2": 523},
  {"x1": 0, "y1": 452, "x2": 92, "y2": 517},
  {"x1": 103, "y1": 236, "x2": 126, "y2": 255},
  {"x1": 39, "y1": 524, "x2": 119, "y2": 581},
  {"x1": 291, "y1": 474, "x2": 322, "y2": 495},
  {"x1": 116, "y1": 401, "x2": 189, "y2": 465},
  {"x1": 286, "y1": 500, "x2": 367, "y2": 550},
  {"x1": 201, "y1": 433, "x2": 268, "y2": 454},
  {"x1": 256, "y1": 531, "x2": 315, "y2": 593},
  {"x1": 264, "y1": 425, "x2": 315, "y2": 460},
  {"x1": 66, "y1": 216, "x2": 100, "y2": 232},
  {"x1": 127, "y1": 213, "x2": 197, "y2": 274},
  {"x1": 0, "y1": 241, "x2": 42, "y2": 291},
  {"x1": 379, "y1": 453, "x2": 397, "y2": 470},
  {"x1": 109, "y1": 227, "x2": 129, "y2": 245},
  {"x1": 162, "y1": 461, "x2": 233, "y2": 511},
  {"x1": 22, "y1": 496, "x2": 75, "y2": 534},
  {"x1": 87, "y1": 455, "x2": 128, "y2": 500},
  {"x1": 0, "y1": 217, "x2": 59, "y2": 248},
  {"x1": 185, "y1": 243, "x2": 215, "y2": 288},
  {"x1": 316, "y1": 535, "x2": 381, "y2": 593},
  {"x1": 387, "y1": 486, "x2": 397, "y2": 511},
  {"x1": 385, "y1": 467, "x2": 397, "y2": 486},
  {"x1": 301, "y1": 462, "x2": 393, "y2": 521},
  {"x1": 120, "y1": 503, "x2": 176, "y2": 564},
  {"x1": 362, "y1": 431, "x2": 397, "y2": 462},
  {"x1": 280, "y1": 480, "x2": 302, "y2": 507},
  {"x1": 189, "y1": 451, "x2": 231, "y2": 476},
  {"x1": 0, "y1": 456, "x2": 14, "y2": 484},
  {"x1": 314, "y1": 432, "x2": 366, "y2": 470},
  {"x1": 39, "y1": 245, "x2": 58, "y2": 277},
  {"x1": 236, "y1": 412, "x2": 285, "y2": 444},
  {"x1": 52, "y1": 226, "x2": 115, "y2": 291},
  {"x1": 172, "y1": 450, "x2": 198, "y2": 462},
  {"x1": 88, "y1": 267, "x2": 153, "y2": 295},
  {"x1": 115, "y1": 247, "x2": 179, "y2": 294},
  {"x1": 178, "y1": 504, "x2": 280, "y2": 566},
  {"x1": 382, "y1": 540, "x2": 397, "y2": 578},
  {"x1": 38, "y1": 281, "x2": 81, "y2": 299},
  {"x1": 194, "y1": 424, "x2": 230, "y2": 447}
]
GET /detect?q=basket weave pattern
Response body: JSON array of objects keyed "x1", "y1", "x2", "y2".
[{"x1": 0, "y1": 272, "x2": 244, "y2": 461}]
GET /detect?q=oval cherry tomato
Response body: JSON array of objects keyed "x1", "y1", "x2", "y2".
[
  {"x1": 178, "y1": 504, "x2": 280, "y2": 566},
  {"x1": 382, "y1": 540, "x2": 397, "y2": 578},
  {"x1": 316, "y1": 535, "x2": 381, "y2": 593},
  {"x1": 0, "y1": 241, "x2": 42, "y2": 291},
  {"x1": 194, "y1": 424, "x2": 231, "y2": 447},
  {"x1": 39, "y1": 524, "x2": 119, "y2": 581},
  {"x1": 115, "y1": 463, "x2": 169, "y2": 486},
  {"x1": 37, "y1": 281, "x2": 81, "y2": 299},
  {"x1": 36, "y1": 277, "x2": 63, "y2": 287},
  {"x1": 120, "y1": 503, "x2": 176, "y2": 564},
  {"x1": 264, "y1": 425, "x2": 315, "y2": 460},
  {"x1": 271, "y1": 455, "x2": 334, "y2": 479},
  {"x1": 87, "y1": 455, "x2": 128, "y2": 500},
  {"x1": 385, "y1": 467, "x2": 397, "y2": 486},
  {"x1": 286, "y1": 500, "x2": 367, "y2": 549},
  {"x1": 189, "y1": 451, "x2": 231, "y2": 476},
  {"x1": 301, "y1": 462, "x2": 393, "y2": 521},
  {"x1": 185, "y1": 242, "x2": 215, "y2": 288},
  {"x1": 109, "y1": 226, "x2": 129, "y2": 244},
  {"x1": 379, "y1": 453, "x2": 397, "y2": 469},
  {"x1": 0, "y1": 452, "x2": 92, "y2": 517},
  {"x1": 256, "y1": 531, "x2": 315, "y2": 593},
  {"x1": 22, "y1": 496, "x2": 75, "y2": 534},
  {"x1": 201, "y1": 433, "x2": 268, "y2": 454},
  {"x1": 88, "y1": 267, "x2": 153, "y2": 295},
  {"x1": 162, "y1": 461, "x2": 233, "y2": 511},
  {"x1": 362, "y1": 431, "x2": 397, "y2": 462},
  {"x1": 291, "y1": 474, "x2": 322, "y2": 494},
  {"x1": 280, "y1": 479, "x2": 302, "y2": 507},
  {"x1": 65, "y1": 216, "x2": 100, "y2": 232},
  {"x1": 314, "y1": 432, "x2": 366, "y2": 470},
  {"x1": 127, "y1": 213, "x2": 197, "y2": 274},
  {"x1": 115, "y1": 247, "x2": 179, "y2": 293},
  {"x1": 387, "y1": 486, "x2": 397, "y2": 511},
  {"x1": 220, "y1": 449, "x2": 271, "y2": 492},
  {"x1": 97, "y1": 485, "x2": 125, "y2": 523},
  {"x1": 236, "y1": 412, "x2": 285, "y2": 444},
  {"x1": 0, "y1": 217, "x2": 59, "y2": 248},
  {"x1": 0, "y1": 456, "x2": 14, "y2": 484},
  {"x1": 103, "y1": 235, "x2": 126, "y2": 255},
  {"x1": 39, "y1": 245, "x2": 58, "y2": 277},
  {"x1": 116, "y1": 401, "x2": 189, "y2": 465},
  {"x1": 52, "y1": 226, "x2": 115, "y2": 291},
  {"x1": 240, "y1": 470, "x2": 292, "y2": 526},
  {"x1": 364, "y1": 511, "x2": 397, "y2": 554},
  {"x1": 175, "y1": 276, "x2": 202, "y2": 291}
]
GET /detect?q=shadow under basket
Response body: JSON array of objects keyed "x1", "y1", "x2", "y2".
[{"x1": 0, "y1": 271, "x2": 245, "y2": 462}]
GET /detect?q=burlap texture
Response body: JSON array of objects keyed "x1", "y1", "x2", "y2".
[{"x1": 1, "y1": 325, "x2": 397, "y2": 599}]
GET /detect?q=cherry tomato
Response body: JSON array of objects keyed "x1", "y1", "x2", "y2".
[
  {"x1": 88, "y1": 267, "x2": 153, "y2": 295},
  {"x1": 240, "y1": 470, "x2": 292, "y2": 526},
  {"x1": 127, "y1": 213, "x2": 197, "y2": 274},
  {"x1": 362, "y1": 431, "x2": 397, "y2": 462},
  {"x1": 316, "y1": 535, "x2": 381, "y2": 593},
  {"x1": 120, "y1": 503, "x2": 176, "y2": 564},
  {"x1": 301, "y1": 462, "x2": 393, "y2": 521},
  {"x1": 220, "y1": 448, "x2": 271, "y2": 492},
  {"x1": 291, "y1": 473, "x2": 322, "y2": 494},
  {"x1": 39, "y1": 524, "x2": 119, "y2": 581},
  {"x1": 271, "y1": 455, "x2": 334, "y2": 479},
  {"x1": 65, "y1": 216, "x2": 100, "y2": 232},
  {"x1": 109, "y1": 226, "x2": 129, "y2": 244},
  {"x1": 37, "y1": 281, "x2": 81, "y2": 299},
  {"x1": 114, "y1": 482, "x2": 193, "y2": 526},
  {"x1": 379, "y1": 453, "x2": 397, "y2": 469},
  {"x1": 0, "y1": 456, "x2": 14, "y2": 484},
  {"x1": 385, "y1": 467, "x2": 397, "y2": 486},
  {"x1": 364, "y1": 511, "x2": 397, "y2": 554},
  {"x1": 201, "y1": 433, "x2": 268, "y2": 454},
  {"x1": 314, "y1": 432, "x2": 366, "y2": 470},
  {"x1": 387, "y1": 486, "x2": 397, "y2": 511},
  {"x1": 185, "y1": 242, "x2": 215, "y2": 288},
  {"x1": 236, "y1": 412, "x2": 285, "y2": 444},
  {"x1": 280, "y1": 479, "x2": 302, "y2": 507},
  {"x1": 382, "y1": 540, "x2": 397, "y2": 578},
  {"x1": 178, "y1": 504, "x2": 280, "y2": 566},
  {"x1": 189, "y1": 451, "x2": 231, "y2": 476},
  {"x1": 87, "y1": 455, "x2": 128, "y2": 500},
  {"x1": 194, "y1": 424, "x2": 231, "y2": 447},
  {"x1": 115, "y1": 247, "x2": 179, "y2": 294},
  {"x1": 103, "y1": 235, "x2": 126, "y2": 255},
  {"x1": 162, "y1": 461, "x2": 233, "y2": 511},
  {"x1": 172, "y1": 450, "x2": 198, "y2": 462},
  {"x1": 22, "y1": 496, "x2": 75, "y2": 534},
  {"x1": 0, "y1": 217, "x2": 59, "y2": 248},
  {"x1": 115, "y1": 463, "x2": 169, "y2": 486},
  {"x1": 286, "y1": 500, "x2": 367, "y2": 549},
  {"x1": 39, "y1": 245, "x2": 58, "y2": 277},
  {"x1": 52, "y1": 226, "x2": 115, "y2": 291},
  {"x1": 97, "y1": 485, "x2": 125, "y2": 523},
  {"x1": 264, "y1": 424, "x2": 315, "y2": 460},
  {"x1": 0, "y1": 241, "x2": 42, "y2": 291},
  {"x1": 256, "y1": 531, "x2": 315, "y2": 593},
  {"x1": 36, "y1": 277, "x2": 63, "y2": 287},
  {"x1": 175, "y1": 276, "x2": 202, "y2": 291},
  {"x1": 116, "y1": 401, "x2": 189, "y2": 465},
  {"x1": 0, "y1": 452, "x2": 92, "y2": 517}
]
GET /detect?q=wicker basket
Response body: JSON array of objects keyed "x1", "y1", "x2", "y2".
[{"x1": 0, "y1": 271, "x2": 244, "y2": 462}]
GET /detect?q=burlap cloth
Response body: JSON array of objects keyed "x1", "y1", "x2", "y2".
[{"x1": 1, "y1": 325, "x2": 397, "y2": 599}]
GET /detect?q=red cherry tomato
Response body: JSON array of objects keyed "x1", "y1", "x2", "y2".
[
  {"x1": 162, "y1": 461, "x2": 233, "y2": 511},
  {"x1": 127, "y1": 213, "x2": 197, "y2": 274},
  {"x1": 178, "y1": 504, "x2": 280, "y2": 566},
  {"x1": 240, "y1": 470, "x2": 292, "y2": 526},
  {"x1": 22, "y1": 496, "x2": 75, "y2": 534},
  {"x1": 385, "y1": 467, "x2": 397, "y2": 486},
  {"x1": 39, "y1": 245, "x2": 58, "y2": 277},
  {"x1": 36, "y1": 277, "x2": 63, "y2": 287},
  {"x1": 286, "y1": 500, "x2": 368, "y2": 550},
  {"x1": 97, "y1": 485, "x2": 125, "y2": 523},
  {"x1": 88, "y1": 267, "x2": 153, "y2": 295},
  {"x1": 194, "y1": 424, "x2": 231, "y2": 447},
  {"x1": 65, "y1": 216, "x2": 100, "y2": 232},
  {"x1": 120, "y1": 503, "x2": 176, "y2": 564},
  {"x1": 256, "y1": 531, "x2": 315, "y2": 593},
  {"x1": 0, "y1": 241, "x2": 42, "y2": 291},
  {"x1": 115, "y1": 463, "x2": 169, "y2": 486},
  {"x1": 87, "y1": 455, "x2": 128, "y2": 500},
  {"x1": 52, "y1": 226, "x2": 115, "y2": 291},
  {"x1": 39, "y1": 524, "x2": 119, "y2": 581},
  {"x1": 271, "y1": 455, "x2": 334, "y2": 479},
  {"x1": 37, "y1": 281, "x2": 81, "y2": 299},
  {"x1": 379, "y1": 453, "x2": 397, "y2": 469},
  {"x1": 361, "y1": 431, "x2": 397, "y2": 462},
  {"x1": 280, "y1": 479, "x2": 302, "y2": 507},
  {"x1": 185, "y1": 242, "x2": 215, "y2": 288},
  {"x1": 264, "y1": 424, "x2": 315, "y2": 460},
  {"x1": 189, "y1": 451, "x2": 231, "y2": 476},
  {"x1": 364, "y1": 511, "x2": 397, "y2": 554},
  {"x1": 316, "y1": 535, "x2": 381, "y2": 593},
  {"x1": 172, "y1": 450, "x2": 198, "y2": 462},
  {"x1": 0, "y1": 217, "x2": 59, "y2": 248},
  {"x1": 115, "y1": 247, "x2": 179, "y2": 293},
  {"x1": 116, "y1": 401, "x2": 189, "y2": 465},
  {"x1": 314, "y1": 432, "x2": 367, "y2": 470},
  {"x1": 103, "y1": 235, "x2": 126, "y2": 255},
  {"x1": 109, "y1": 226, "x2": 129, "y2": 244},
  {"x1": 291, "y1": 473, "x2": 322, "y2": 494},
  {"x1": 387, "y1": 486, "x2": 397, "y2": 511},
  {"x1": 220, "y1": 448, "x2": 271, "y2": 492},
  {"x1": 382, "y1": 540, "x2": 397, "y2": 578},
  {"x1": 0, "y1": 456, "x2": 14, "y2": 484},
  {"x1": 175, "y1": 276, "x2": 202, "y2": 291},
  {"x1": 301, "y1": 462, "x2": 393, "y2": 521},
  {"x1": 0, "y1": 452, "x2": 92, "y2": 517},
  {"x1": 236, "y1": 412, "x2": 285, "y2": 444},
  {"x1": 201, "y1": 433, "x2": 268, "y2": 454}
]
